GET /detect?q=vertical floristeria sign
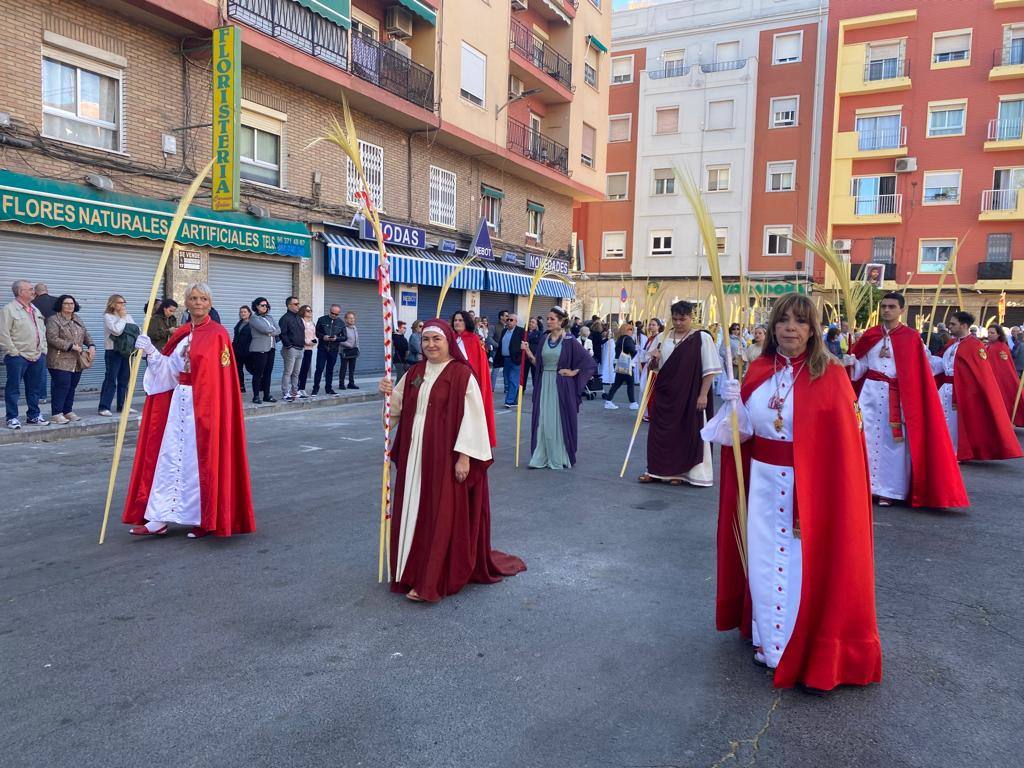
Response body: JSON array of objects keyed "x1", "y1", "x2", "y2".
[{"x1": 212, "y1": 25, "x2": 241, "y2": 212}]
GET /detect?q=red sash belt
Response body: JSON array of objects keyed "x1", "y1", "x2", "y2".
[
  {"x1": 178, "y1": 372, "x2": 193, "y2": 385},
  {"x1": 751, "y1": 436, "x2": 794, "y2": 467},
  {"x1": 935, "y1": 373, "x2": 955, "y2": 409},
  {"x1": 865, "y1": 369, "x2": 903, "y2": 442}
]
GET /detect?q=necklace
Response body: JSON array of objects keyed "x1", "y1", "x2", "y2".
[
  {"x1": 879, "y1": 322, "x2": 901, "y2": 359},
  {"x1": 767, "y1": 353, "x2": 807, "y2": 434}
]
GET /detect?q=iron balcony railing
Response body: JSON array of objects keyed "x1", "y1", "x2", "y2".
[
  {"x1": 978, "y1": 262, "x2": 1013, "y2": 280},
  {"x1": 981, "y1": 188, "x2": 1020, "y2": 211},
  {"x1": 854, "y1": 193, "x2": 902, "y2": 216},
  {"x1": 227, "y1": 0, "x2": 435, "y2": 111},
  {"x1": 864, "y1": 56, "x2": 908, "y2": 82},
  {"x1": 857, "y1": 125, "x2": 908, "y2": 151},
  {"x1": 987, "y1": 116, "x2": 1024, "y2": 141},
  {"x1": 648, "y1": 63, "x2": 689, "y2": 80},
  {"x1": 995, "y1": 39, "x2": 1024, "y2": 67},
  {"x1": 507, "y1": 117, "x2": 569, "y2": 176},
  {"x1": 510, "y1": 19, "x2": 573, "y2": 91},
  {"x1": 700, "y1": 59, "x2": 746, "y2": 74}
]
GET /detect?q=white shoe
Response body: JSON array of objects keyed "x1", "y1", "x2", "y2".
[
  {"x1": 51, "y1": 414, "x2": 70, "y2": 425},
  {"x1": 65, "y1": 412, "x2": 81, "y2": 422},
  {"x1": 629, "y1": 402, "x2": 640, "y2": 410},
  {"x1": 297, "y1": 390, "x2": 308, "y2": 399},
  {"x1": 604, "y1": 401, "x2": 619, "y2": 410},
  {"x1": 6, "y1": 418, "x2": 21, "y2": 430},
  {"x1": 127, "y1": 408, "x2": 139, "y2": 415},
  {"x1": 98, "y1": 409, "x2": 113, "y2": 417}
]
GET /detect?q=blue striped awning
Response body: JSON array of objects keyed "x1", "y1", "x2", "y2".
[
  {"x1": 537, "y1": 276, "x2": 575, "y2": 299},
  {"x1": 322, "y1": 233, "x2": 484, "y2": 289},
  {"x1": 484, "y1": 262, "x2": 575, "y2": 298}
]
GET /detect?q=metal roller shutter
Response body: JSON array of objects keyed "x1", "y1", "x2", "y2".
[
  {"x1": 323, "y1": 276, "x2": 386, "y2": 376},
  {"x1": 478, "y1": 291, "x2": 517, "y2": 326},
  {"x1": 417, "y1": 286, "x2": 464, "y2": 324},
  {"x1": 0, "y1": 233, "x2": 157, "y2": 390},
  {"x1": 208, "y1": 255, "x2": 294, "y2": 340}
]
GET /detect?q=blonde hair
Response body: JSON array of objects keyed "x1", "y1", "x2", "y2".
[
  {"x1": 105, "y1": 294, "x2": 126, "y2": 314},
  {"x1": 762, "y1": 294, "x2": 833, "y2": 379}
]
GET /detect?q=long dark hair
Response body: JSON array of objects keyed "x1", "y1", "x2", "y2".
[
  {"x1": 989, "y1": 323, "x2": 1007, "y2": 344},
  {"x1": 761, "y1": 294, "x2": 833, "y2": 379},
  {"x1": 451, "y1": 310, "x2": 476, "y2": 333}
]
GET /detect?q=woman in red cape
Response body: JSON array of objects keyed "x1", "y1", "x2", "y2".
[
  {"x1": 123, "y1": 283, "x2": 255, "y2": 538},
  {"x1": 986, "y1": 324, "x2": 1024, "y2": 427},
  {"x1": 379, "y1": 319, "x2": 524, "y2": 602},
  {"x1": 452, "y1": 310, "x2": 497, "y2": 447},
  {"x1": 715, "y1": 294, "x2": 881, "y2": 692}
]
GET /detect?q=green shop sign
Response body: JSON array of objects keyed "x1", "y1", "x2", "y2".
[
  {"x1": 0, "y1": 169, "x2": 310, "y2": 257},
  {"x1": 723, "y1": 282, "x2": 807, "y2": 296}
]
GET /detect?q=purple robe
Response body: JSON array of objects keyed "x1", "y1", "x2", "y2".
[{"x1": 528, "y1": 333, "x2": 597, "y2": 466}]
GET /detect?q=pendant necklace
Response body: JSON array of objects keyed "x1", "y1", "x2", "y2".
[
  {"x1": 879, "y1": 323, "x2": 901, "y2": 359},
  {"x1": 767, "y1": 354, "x2": 806, "y2": 434}
]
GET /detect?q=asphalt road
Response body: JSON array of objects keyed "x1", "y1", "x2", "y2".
[{"x1": 1, "y1": 393, "x2": 1022, "y2": 768}]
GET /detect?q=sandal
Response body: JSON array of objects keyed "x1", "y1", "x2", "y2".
[
  {"x1": 638, "y1": 473, "x2": 656, "y2": 484},
  {"x1": 129, "y1": 524, "x2": 167, "y2": 536},
  {"x1": 668, "y1": 479, "x2": 685, "y2": 486},
  {"x1": 405, "y1": 590, "x2": 425, "y2": 602}
]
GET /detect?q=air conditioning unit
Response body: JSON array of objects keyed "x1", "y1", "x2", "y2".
[
  {"x1": 511, "y1": 0, "x2": 528, "y2": 9},
  {"x1": 509, "y1": 75, "x2": 525, "y2": 99},
  {"x1": 386, "y1": 6, "x2": 413, "y2": 39},
  {"x1": 832, "y1": 239, "x2": 853, "y2": 252},
  {"x1": 894, "y1": 157, "x2": 917, "y2": 173},
  {"x1": 386, "y1": 38, "x2": 412, "y2": 59}
]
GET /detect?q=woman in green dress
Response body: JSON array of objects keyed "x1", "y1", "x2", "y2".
[{"x1": 522, "y1": 306, "x2": 597, "y2": 469}]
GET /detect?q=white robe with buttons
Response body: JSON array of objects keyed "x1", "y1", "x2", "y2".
[{"x1": 932, "y1": 341, "x2": 960, "y2": 450}]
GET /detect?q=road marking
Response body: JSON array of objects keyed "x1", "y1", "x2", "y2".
[
  {"x1": 339, "y1": 437, "x2": 373, "y2": 442},
  {"x1": 300, "y1": 445, "x2": 322, "y2": 452}
]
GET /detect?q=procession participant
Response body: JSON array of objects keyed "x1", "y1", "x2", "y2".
[
  {"x1": 638, "y1": 301, "x2": 721, "y2": 487},
  {"x1": 522, "y1": 306, "x2": 597, "y2": 470},
  {"x1": 123, "y1": 283, "x2": 255, "y2": 538},
  {"x1": 932, "y1": 312, "x2": 1022, "y2": 462},
  {"x1": 847, "y1": 292, "x2": 967, "y2": 508},
  {"x1": 636, "y1": 318, "x2": 663, "y2": 421},
  {"x1": 601, "y1": 321, "x2": 617, "y2": 387},
  {"x1": 452, "y1": 310, "x2": 496, "y2": 447},
  {"x1": 715, "y1": 293, "x2": 882, "y2": 692},
  {"x1": 379, "y1": 320, "x2": 524, "y2": 602},
  {"x1": 985, "y1": 324, "x2": 1024, "y2": 428}
]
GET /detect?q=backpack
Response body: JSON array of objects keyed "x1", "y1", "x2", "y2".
[{"x1": 112, "y1": 323, "x2": 141, "y2": 359}]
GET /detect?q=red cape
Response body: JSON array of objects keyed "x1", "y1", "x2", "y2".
[
  {"x1": 717, "y1": 357, "x2": 882, "y2": 690},
  {"x1": 945, "y1": 336, "x2": 1022, "y2": 461},
  {"x1": 851, "y1": 325, "x2": 968, "y2": 508},
  {"x1": 123, "y1": 320, "x2": 255, "y2": 536},
  {"x1": 459, "y1": 330, "x2": 497, "y2": 447},
  {"x1": 986, "y1": 341, "x2": 1024, "y2": 428},
  {"x1": 390, "y1": 360, "x2": 524, "y2": 602}
]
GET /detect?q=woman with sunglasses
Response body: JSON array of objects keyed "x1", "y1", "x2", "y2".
[{"x1": 248, "y1": 297, "x2": 280, "y2": 404}]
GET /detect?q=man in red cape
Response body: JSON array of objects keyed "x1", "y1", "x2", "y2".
[
  {"x1": 985, "y1": 324, "x2": 1024, "y2": 428},
  {"x1": 717, "y1": 353, "x2": 882, "y2": 691},
  {"x1": 123, "y1": 283, "x2": 254, "y2": 538},
  {"x1": 848, "y1": 292, "x2": 968, "y2": 508},
  {"x1": 380, "y1": 319, "x2": 524, "y2": 602},
  {"x1": 932, "y1": 311, "x2": 1022, "y2": 462}
]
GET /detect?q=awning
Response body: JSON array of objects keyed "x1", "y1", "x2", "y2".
[
  {"x1": 537, "y1": 276, "x2": 575, "y2": 299},
  {"x1": 541, "y1": 0, "x2": 571, "y2": 25},
  {"x1": 484, "y1": 262, "x2": 575, "y2": 298},
  {"x1": 322, "y1": 232, "x2": 483, "y2": 289},
  {"x1": 481, "y1": 184, "x2": 504, "y2": 199},
  {"x1": 295, "y1": 0, "x2": 351, "y2": 30},
  {"x1": 587, "y1": 35, "x2": 609, "y2": 54},
  {"x1": 396, "y1": 0, "x2": 437, "y2": 26},
  {"x1": 527, "y1": 201, "x2": 546, "y2": 213}
]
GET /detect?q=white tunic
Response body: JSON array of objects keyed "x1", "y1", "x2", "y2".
[
  {"x1": 142, "y1": 337, "x2": 201, "y2": 526},
  {"x1": 741, "y1": 358, "x2": 802, "y2": 669},
  {"x1": 390, "y1": 360, "x2": 492, "y2": 580},
  {"x1": 932, "y1": 341, "x2": 960, "y2": 449},
  {"x1": 850, "y1": 335, "x2": 912, "y2": 500},
  {"x1": 648, "y1": 331, "x2": 722, "y2": 486}
]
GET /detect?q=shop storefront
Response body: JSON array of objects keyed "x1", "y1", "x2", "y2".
[{"x1": 0, "y1": 169, "x2": 311, "y2": 389}]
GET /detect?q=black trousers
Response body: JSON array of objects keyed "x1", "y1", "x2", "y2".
[
  {"x1": 249, "y1": 350, "x2": 275, "y2": 399},
  {"x1": 297, "y1": 349, "x2": 313, "y2": 390},
  {"x1": 233, "y1": 346, "x2": 247, "y2": 391},
  {"x1": 313, "y1": 347, "x2": 338, "y2": 392},
  {"x1": 339, "y1": 355, "x2": 357, "y2": 387},
  {"x1": 605, "y1": 372, "x2": 636, "y2": 403}
]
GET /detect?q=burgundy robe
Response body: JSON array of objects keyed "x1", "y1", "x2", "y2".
[
  {"x1": 528, "y1": 333, "x2": 598, "y2": 466},
  {"x1": 647, "y1": 331, "x2": 715, "y2": 477},
  {"x1": 390, "y1": 359, "x2": 525, "y2": 602}
]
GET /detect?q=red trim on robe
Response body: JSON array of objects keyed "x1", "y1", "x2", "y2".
[
  {"x1": 458, "y1": 330, "x2": 497, "y2": 447},
  {"x1": 986, "y1": 341, "x2": 1024, "y2": 428}
]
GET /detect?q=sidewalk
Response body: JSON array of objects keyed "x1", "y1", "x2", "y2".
[{"x1": 1, "y1": 373, "x2": 383, "y2": 445}]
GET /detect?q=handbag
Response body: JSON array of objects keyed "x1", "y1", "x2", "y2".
[
  {"x1": 76, "y1": 349, "x2": 95, "y2": 370},
  {"x1": 111, "y1": 323, "x2": 141, "y2": 358},
  {"x1": 615, "y1": 351, "x2": 632, "y2": 375}
]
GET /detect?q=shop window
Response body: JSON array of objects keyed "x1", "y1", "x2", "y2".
[
  {"x1": 42, "y1": 55, "x2": 122, "y2": 151},
  {"x1": 347, "y1": 140, "x2": 384, "y2": 210},
  {"x1": 429, "y1": 166, "x2": 457, "y2": 228}
]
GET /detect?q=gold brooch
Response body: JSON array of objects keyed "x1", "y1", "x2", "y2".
[
  {"x1": 221, "y1": 346, "x2": 230, "y2": 367},
  {"x1": 854, "y1": 401, "x2": 864, "y2": 431},
  {"x1": 979, "y1": 348, "x2": 987, "y2": 360},
  {"x1": 1000, "y1": 351, "x2": 1009, "y2": 361}
]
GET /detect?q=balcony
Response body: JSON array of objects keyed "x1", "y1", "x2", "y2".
[
  {"x1": 509, "y1": 18, "x2": 573, "y2": 101},
  {"x1": 984, "y1": 116, "x2": 1024, "y2": 150},
  {"x1": 989, "y1": 41, "x2": 1024, "y2": 80},
  {"x1": 980, "y1": 188, "x2": 1024, "y2": 220},
  {"x1": 838, "y1": 45, "x2": 911, "y2": 95},
  {"x1": 527, "y1": 0, "x2": 576, "y2": 24},
  {"x1": 835, "y1": 126, "x2": 908, "y2": 160},
  {"x1": 507, "y1": 117, "x2": 569, "y2": 176},
  {"x1": 833, "y1": 193, "x2": 903, "y2": 225},
  {"x1": 227, "y1": 0, "x2": 436, "y2": 112},
  {"x1": 700, "y1": 59, "x2": 747, "y2": 74},
  {"x1": 648, "y1": 63, "x2": 690, "y2": 80},
  {"x1": 977, "y1": 262, "x2": 1013, "y2": 280}
]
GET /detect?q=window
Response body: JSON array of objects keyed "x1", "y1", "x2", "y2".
[
  {"x1": 240, "y1": 124, "x2": 281, "y2": 187},
  {"x1": 866, "y1": 41, "x2": 905, "y2": 81},
  {"x1": 429, "y1": 166, "x2": 457, "y2": 228},
  {"x1": 655, "y1": 106, "x2": 679, "y2": 135},
  {"x1": 1005, "y1": 25, "x2": 1024, "y2": 66},
  {"x1": 920, "y1": 238, "x2": 955, "y2": 273},
  {"x1": 460, "y1": 42, "x2": 486, "y2": 107},
  {"x1": 851, "y1": 175, "x2": 898, "y2": 214},
  {"x1": 701, "y1": 227, "x2": 729, "y2": 256},
  {"x1": 480, "y1": 185, "x2": 502, "y2": 234},
  {"x1": 986, "y1": 233, "x2": 1012, "y2": 262},
  {"x1": 715, "y1": 41, "x2": 740, "y2": 63},
  {"x1": 995, "y1": 99, "x2": 1024, "y2": 140},
  {"x1": 770, "y1": 96, "x2": 798, "y2": 128},
  {"x1": 606, "y1": 173, "x2": 629, "y2": 200},
  {"x1": 872, "y1": 237, "x2": 896, "y2": 263},
  {"x1": 347, "y1": 140, "x2": 384, "y2": 210},
  {"x1": 772, "y1": 32, "x2": 803, "y2": 64},
  {"x1": 932, "y1": 30, "x2": 971, "y2": 65},
  {"x1": 928, "y1": 102, "x2": 966, "y2": 137},
  {"x1": 609, "y1": 114, "x2": 632, "y2": 143},
  {"x1": 652, "y1": 168, "x2": 676, "y2": 196},
  {"x1": 663, "y1": 49, "x2": 686, "y2": 76},
  {"x1": 989, "y1": 167, "x2": 1024, "y2": 211},
  {"x1": 611, "y1": 56, "x2": 633, "y2": 84},
  {"x1": 650, "y1": 230, "x2": 673, "y2": 257},
  {"x1": 585, "y1": 46, "x2": 599, "y2": 89},
  {"x1": 603, "y1": 231, "x2": 626, "y2": 259},
  {"x1": 42, "y1": 56, "x2": 122, "y2": 151},
  {"x1": 707, "y1": 99, "x2": 735, "y2": 130},
  {"x1": 581, "y1": 123, "x2": 596, "y2": 168},
  {"x1": 922, "y1": 170, "x2": 962, "y2": 205},
  {"x1": 767, "y1": 161, "x2": 796, "y2": 192},
  {"x1": 706, "y1": 165, "x2": 730, "y2": 192},
  {"x1": 764, "y1": 226, "x2": 793, "y2": 256},
  {"x1": 527, "y1": 202, "x2": 544, "y2": 239},
  {"x1": 855, "y1": 112, "x2": 902, "y2": 150}
]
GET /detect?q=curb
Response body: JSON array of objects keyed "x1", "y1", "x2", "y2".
[{"x1": 0, "y1": 391, "x2": 380, "y2": 446}]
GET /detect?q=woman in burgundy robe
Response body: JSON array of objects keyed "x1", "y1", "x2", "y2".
[{"x1": 379, "y1": 320, "x2": 525, "y2": 602}]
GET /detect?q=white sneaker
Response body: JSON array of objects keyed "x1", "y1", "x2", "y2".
[
  {"x1": 98, "y1": 409, "x2": 113, "y2": 417},
  {"x1": 65, "y1": 412, "x2": 81, "y2": 422},
  {"x1": 283, "y1": 395, "x2": 294, "y2": 403},
  {"x1": 51, "y1": 414, "x2": 70, "y2": 425},
  {"x1": 6, "y1": 418, "x2": 21, "y2": 430},
  {"x1": 297, "y1": 390, "x2": 308, "y2": 399},
  {"x1": 629, "y1": 402, "x2": 640, "y2": 410},
  {"x1": 604, "y1": 400, "x2": 619, "y2": 410},
  {"x1": 127, "y1": 408, "x2": 139, "y2": 415}
]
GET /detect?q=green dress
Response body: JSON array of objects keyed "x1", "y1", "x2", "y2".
[{"x1": 529, "y1": 338, "x2": 571, "y2": 469}]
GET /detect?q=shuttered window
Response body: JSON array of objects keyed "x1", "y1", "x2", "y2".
[
  {"x1": 429, "y1": 166, "x2": 457, "y2": 228},
  {"x1": 606, "y1": 173, "x2": 629, "y2": 200},
  {"x1": 611, "y1": 56, "x2": 633, "y2": 84},
  {"x1": 347, "y1": 140, "x2": 383, "y2": 210},
  {"x1": 609, "y1": 114, "x2": 631, "y2": 142},
  {"x1": 773, "y1": 32, "x2": 802, "y2": 64},
  {"x1": 770, "y1": 96, "x2": 798, "y2": 127},
  {"x1": 707, "y1": 100, "x2": 734, "y2": 130},
  {"x1": 655, "y1": 106, "x2": 679, "y2": 135},
  {"x1": 933, "y1": 31, "x2": 971, "y2": 62},
  {"x1": 460, "y1": 42, "x2": 486, "y2": 107},
  {"x1": 603, "y1": 231, "x2": 626, "y2": 259},
  {"x1": 653, "y1": 168, "x2": 675, "y2": 195},
  {"x1": 581, "y1": 123, "x2": 596, "y2": 167}
]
